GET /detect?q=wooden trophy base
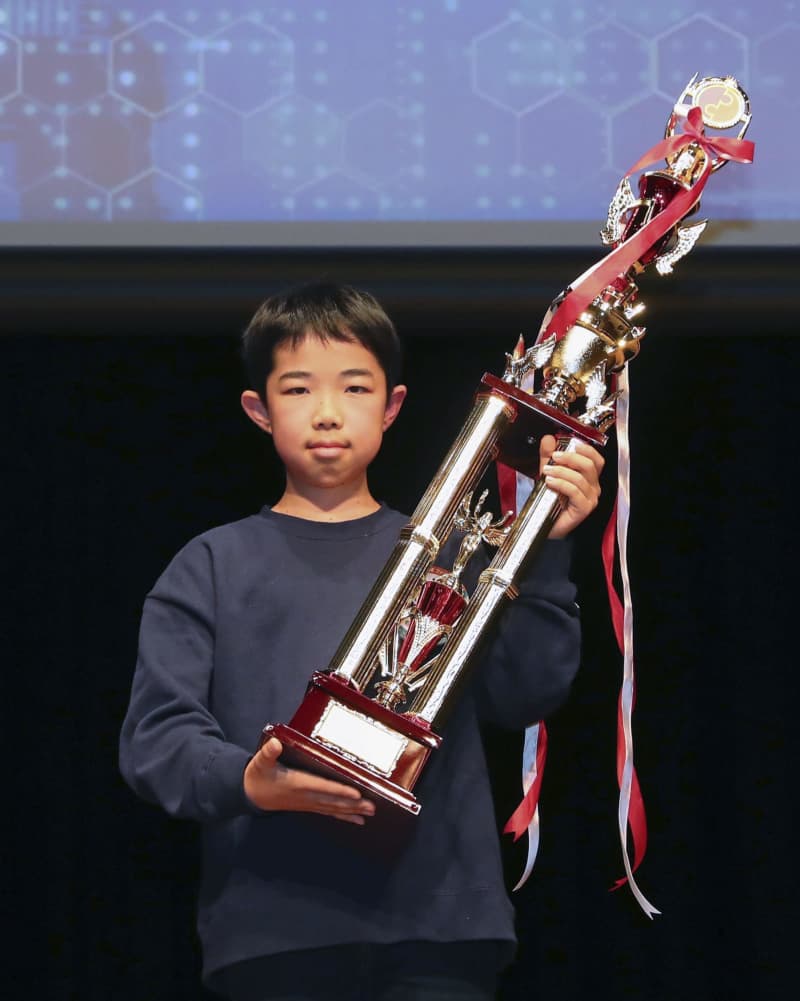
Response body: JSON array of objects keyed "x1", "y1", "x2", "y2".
[{"x1": 260, "y1": 672, "x2": 442, "y2": 848}]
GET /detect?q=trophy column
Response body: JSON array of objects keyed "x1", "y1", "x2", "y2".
[
  {"x1": 408, "y1": 438, "x2": 577, "y2": 724},
  {"x1": 328, "y1": 389, "x2": 517, "y2": 690}
]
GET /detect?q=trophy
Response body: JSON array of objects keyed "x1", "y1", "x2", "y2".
[{"x1": 260, "y1": 76, "x2": 754, "y2": 830}]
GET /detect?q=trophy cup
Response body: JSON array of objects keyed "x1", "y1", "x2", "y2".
[{"x1": 260, "y1": 76, "x2": 753, "y2": 832}]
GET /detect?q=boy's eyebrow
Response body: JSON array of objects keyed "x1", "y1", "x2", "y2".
[{"x1": 276, "y1": 368, "x2": 375, "y2": 381}]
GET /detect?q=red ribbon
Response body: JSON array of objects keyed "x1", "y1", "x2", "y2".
[
  {"x1": 498, "y1": 107, "x2": 753, "y2": 902},
  {"x1": 540, "y1": 105, "x2": 755, "y2": 347},
  {"x1": 503, "y1": 721, "x2": 549, "y2": 841},
  {"x1": 601, "y1": 498, "x2": 625, "y2": 650},
  {"x1": 625, "y1": 104, "x2": 754, "y2": 176},
  {"x1": 592, "y1": 111, "x2": 752, "y2": 895},
  {"x1": 601, "y1": 499, "x2": 648, "y2": 888},
  {"x1": 496, "y1": 461, "x2": 518, "y2": 517}
]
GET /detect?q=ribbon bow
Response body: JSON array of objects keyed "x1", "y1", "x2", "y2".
[
  {"x1": 626, "y1": 104, "x2": 754, "y2": 177},
  {"x1": 540, "y1": 105, "x2": 755, "y2": 347}
]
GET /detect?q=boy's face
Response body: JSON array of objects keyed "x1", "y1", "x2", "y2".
[{"x1": 241, "y1": 334, "x2": 406, "y2": 498}]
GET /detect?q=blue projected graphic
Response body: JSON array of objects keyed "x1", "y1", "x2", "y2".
[{"x1": 0, "y1": 1, "x2": 794, "y2": 244}]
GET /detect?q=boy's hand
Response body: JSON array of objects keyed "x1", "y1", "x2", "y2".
[
  {"x1": 539, "y1": 434, "x2": 605, "y2": 540},
  {"x1": 244, "y1": 737, "x2": 376, "y2": 826}
]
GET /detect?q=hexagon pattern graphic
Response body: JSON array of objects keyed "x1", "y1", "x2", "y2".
[
  {"x1": 204, "y1": 19, "x2": 294, "y2": 114},
  {"x1": 111, "y1": 18, "x2": 200, "y2": 115},
  {"x1": 472, "y1": 19, "x2": 565, "y2": 113},
  {"x1": 244, "y1": 94, "x2": 343, "y2": 191},
  {"x1": 0, "y1": 1, "x2": 790, "y2": 225}
]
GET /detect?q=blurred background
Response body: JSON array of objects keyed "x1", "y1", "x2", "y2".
[{"x1": 2, "y1": 3, "x2": 796, "y2": 999}]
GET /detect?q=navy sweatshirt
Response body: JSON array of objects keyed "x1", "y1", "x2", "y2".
[{"x1": 119, "y1": 504, "x2": 580, "y2": 985}]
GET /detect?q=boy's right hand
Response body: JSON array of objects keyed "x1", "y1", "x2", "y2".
[{"x1": 243, "y1": 737, "x2": 376, "y2": 826}]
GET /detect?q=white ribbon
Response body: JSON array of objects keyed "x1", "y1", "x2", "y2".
[
  {"x1": 614, "y1": 367, "x2": 660, "y2": 918},
  {"x1": 510, "y1": 722, "x2": 543, "y2": 891}
]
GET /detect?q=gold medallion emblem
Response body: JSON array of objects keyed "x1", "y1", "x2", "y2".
[{"x1": 693, "y1": 78, "x2": 747, "y2": 130}]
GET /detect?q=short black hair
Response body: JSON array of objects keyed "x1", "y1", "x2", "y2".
[{"x1": 241, "y1": 282, "x2": 403, "y2": 402}]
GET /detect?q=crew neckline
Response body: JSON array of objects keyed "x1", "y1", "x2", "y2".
[{"x1": 258, "y1": 502, "x2": 402, "y2": 540}]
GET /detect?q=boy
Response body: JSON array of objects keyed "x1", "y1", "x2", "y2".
[{"x1": 120, "y1": 283, "x2": 603, "y2": 1001}]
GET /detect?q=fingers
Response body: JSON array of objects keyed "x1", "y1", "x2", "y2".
[
  {"x1": 286, "y1": 768, "x2": 366, "y2": 801},
  {"x1": 539, "y1": 434, "x2": 558, "y2": 469},
  {"x1": 258, "y1": 741, "x2": 365, "y2": 801},
  {"x1": 336, "y1": 813, "x2": 369, "y2": 826},
  {"x1": 298, "y1": 787, "x2": 376, "y2": 821},
  {"x1": 539, "y1": 436, "x2": 605, "y2": 480},
  {"x1": 245, "y1": 738, "x2": 377, "y2": 821},
  {"x1": 259, "y1": 736, "x2": 283, "y2": 763},
  {"x1": 543, "y1": 443, "x2": 604, "y2": 494},
  {"x1": 272, "y1": 755, "x2": 376, "y2": 819},
  {"x1": 540, "y1": 439, "x2": 604, "y2": 539},
  {"x1": 545, "y1": 455, "x2": 600, "y2": 503},
  {"x1": 570, "y1": 439, "x2": 605, "y2": 477}
]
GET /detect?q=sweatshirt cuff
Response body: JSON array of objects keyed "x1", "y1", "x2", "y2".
[{"x1": 198, "y1": 743, "x2": 256, "y2": 820}]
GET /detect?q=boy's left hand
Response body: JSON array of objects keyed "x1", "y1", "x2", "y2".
[{"x1": 539, "y1": 434, "x2": 605, "y2": 540}]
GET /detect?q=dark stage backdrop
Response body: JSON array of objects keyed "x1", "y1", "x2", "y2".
[{"x1": 3, "y1": 248, "x2": 796, "y2": 1001}]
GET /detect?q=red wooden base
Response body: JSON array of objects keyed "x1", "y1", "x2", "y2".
[{"x1": 260, "y1": 672, "x2": 442, "y2": 827}]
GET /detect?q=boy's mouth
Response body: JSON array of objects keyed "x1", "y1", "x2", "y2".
[{"x1": 308, "y1": 441, "x2": 349, "y2": 457}]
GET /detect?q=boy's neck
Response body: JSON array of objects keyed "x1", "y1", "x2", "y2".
[{"x1": 271, "y1": 483, "x2": 381, "y2": 523}]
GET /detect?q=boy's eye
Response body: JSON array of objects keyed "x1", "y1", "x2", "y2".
[
  {"x1": 346, "y1": 385, "x2": 370, "y2": 394},
  {"x1": 284, "y1": 386, "x2": 309, "y2": 395}
]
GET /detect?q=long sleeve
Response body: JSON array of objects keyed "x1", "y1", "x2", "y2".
[
  {"x1": 119, "y1": 538, "x2": 255, "y2": 823},
  {"x1": 471, "y1": 538, "x2": 581, "y2": 729}
]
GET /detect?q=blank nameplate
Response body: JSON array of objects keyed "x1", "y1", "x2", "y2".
[{"x1": 312, "y1": 703, "x2": 406, "y2": 776}]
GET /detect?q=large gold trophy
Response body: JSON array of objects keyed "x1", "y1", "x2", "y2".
[{"x1": 261, "y1": 76, "x2": 753, "y2": 829}]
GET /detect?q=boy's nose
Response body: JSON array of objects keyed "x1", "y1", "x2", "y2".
[{"x1": 312, "y1": 398, "x2": 342, "y2": 429}]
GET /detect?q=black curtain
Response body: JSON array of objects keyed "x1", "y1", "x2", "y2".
[{"x1": 4, "y1": 247, "x2": 795, "y2": 1001}]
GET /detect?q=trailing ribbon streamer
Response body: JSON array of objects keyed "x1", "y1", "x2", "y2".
[
  {"x1": 504, "y1": 722, "x2": 548, "y2": 891},
  {"x1": 538, "y1": 105, "x2": 755, "y2": 347},
  {"x1": 497, "y1": 95, "x2": 752, "y2": 913},
  {"x1": 600, "y1": 368, "x2": 659, "y2": 918}
]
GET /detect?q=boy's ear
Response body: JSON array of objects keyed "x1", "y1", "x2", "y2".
[
  {"x1": 241, "y1": 390, "x2": 272, "y2": 434},
  {"x1": 382, "y1": 384, "x2": 407, "y2": 431}
]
